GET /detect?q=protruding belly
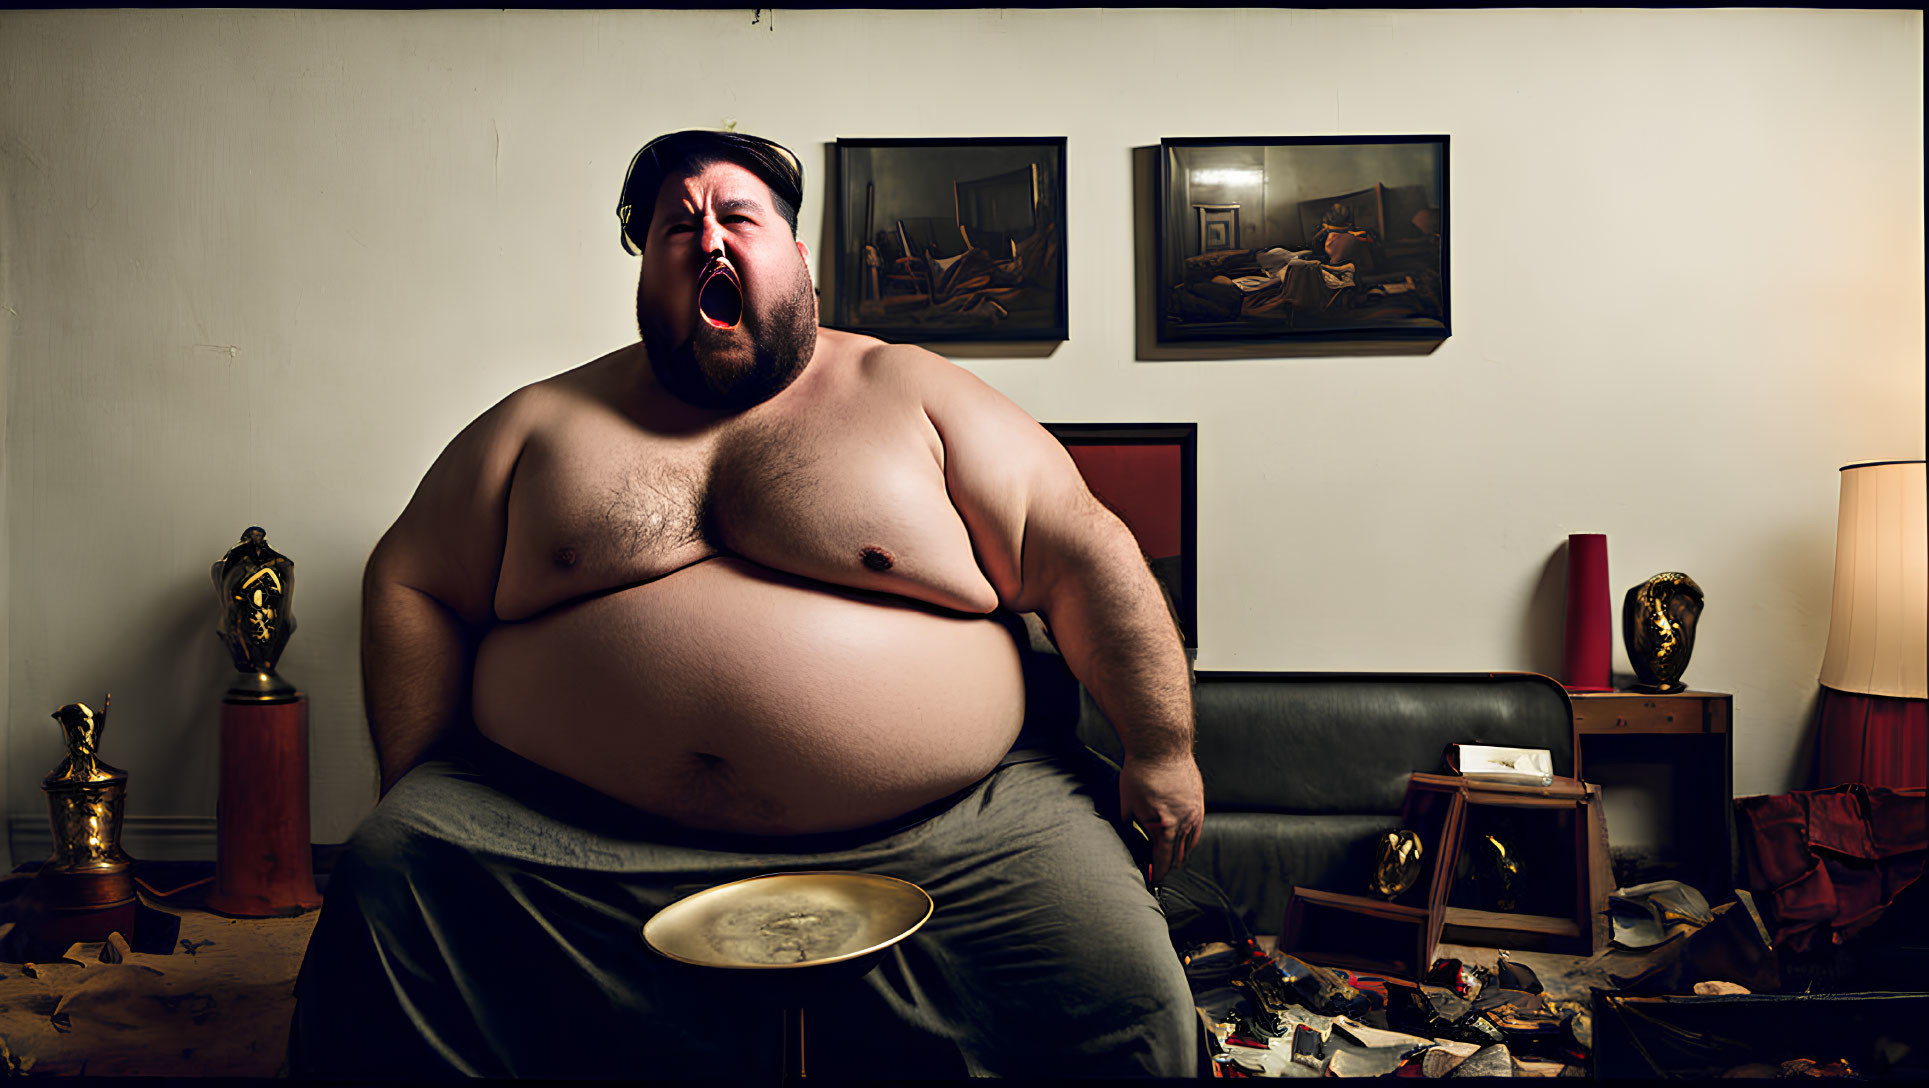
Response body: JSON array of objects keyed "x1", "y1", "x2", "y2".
[{"x1": 472, "y1": 557, "x2": 1025, "y2": 835}]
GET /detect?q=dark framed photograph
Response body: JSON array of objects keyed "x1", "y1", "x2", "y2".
[
  {"x1": 1157, "y1": 135, "x2": 1449, "y2": 344},
  {"x1": 833, "y1": 137, "x2": 1067, "y2": 342},
  {"x1": 1043, "y1": 423, "x2": 1198, "y2": 650}
]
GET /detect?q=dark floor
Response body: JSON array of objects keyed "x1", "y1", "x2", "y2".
[
  {"x1": 3, "y1": 863, "x2": 1924, "y2": 1079},
  {"x1": 0, "y1": 865, "x2": 318, "y2": 1078}
]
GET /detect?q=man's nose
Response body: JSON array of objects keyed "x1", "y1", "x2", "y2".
[{"x1": 698, "y1": 217, "x2": 727, "y2": 261}]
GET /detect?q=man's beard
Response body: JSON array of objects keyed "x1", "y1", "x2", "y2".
[{"x1": 638, "y1": 267, "x2": 817, "y2": 412}]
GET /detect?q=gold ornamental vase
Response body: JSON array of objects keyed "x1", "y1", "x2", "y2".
[
  {"x1": 38, "y1": 699, "x2": 136, "y2": 917},
  {"x1": 1622, "y1": 572, "x2": 1705, "y2": 694}
]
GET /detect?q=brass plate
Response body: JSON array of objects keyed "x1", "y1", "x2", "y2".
[{"x1": 642, "y1": 871, "x2": 933, "y2": 970}]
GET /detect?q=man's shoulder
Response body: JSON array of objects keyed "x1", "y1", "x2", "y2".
[
  {"x1": 470, "y1": 346, "x2": 633, "y2": 432},
  {"x1": 821, "y1": 328, "x2": 978, "y2": 391}
]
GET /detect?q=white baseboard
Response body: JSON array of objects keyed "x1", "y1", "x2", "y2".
[{"x1": 8, "y1": 814, "x2": 217, "y2": 866}]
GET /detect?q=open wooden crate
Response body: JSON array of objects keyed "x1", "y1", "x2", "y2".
[{"x1": 1279, "y1": 773, "x2": 1609, "y2": 980}]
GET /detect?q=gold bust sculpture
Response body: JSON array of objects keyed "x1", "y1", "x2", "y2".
[
  {"x1": 1622, "y1": 572, "x2": 1705, "y2": 694},
  {"x1": 47, "y1": 699, "x2": 124, "y2": 786},
  {"x1": 43, "y1": 698, "x2": 132, "y2": 878},
  {"x1": 212, "y1": 526, "x2": 299, "y2": 701}
]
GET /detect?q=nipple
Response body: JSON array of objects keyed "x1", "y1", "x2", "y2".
[
  {"x1": 552, "y1": 547, "x2": 578, "y2": 569},
  {"x1": 860, "y1": 546, "x2": 895, "y2": 572}
]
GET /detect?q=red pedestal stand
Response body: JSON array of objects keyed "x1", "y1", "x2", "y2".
[{"x1": 205, "y1": 695, "x2": 322, "y2": 917}]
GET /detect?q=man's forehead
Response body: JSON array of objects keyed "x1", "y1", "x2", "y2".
[{"x1": 652, "y1": 161, "x2": 774, "y2": 218}]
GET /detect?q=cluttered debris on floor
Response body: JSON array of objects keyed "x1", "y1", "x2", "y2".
[
  {"x1": 1190, "y1": 862, "x2": 1928, "y2": 1079},
  {"x1": 1191, "y1": 938, "x2": 1586, "y2": 1078}
]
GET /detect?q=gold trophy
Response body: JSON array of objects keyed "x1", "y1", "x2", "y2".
[
  {"x1": 207, "y1": 526, "x2": 321, "y2": 916},
  {"x1": 36, "y1": 698, "x2": 137, "y2": 934},
  {"x1": 212, "y1": 525, "x2": 298, "y2": 702}
]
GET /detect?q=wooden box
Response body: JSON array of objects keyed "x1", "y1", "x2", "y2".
[{"x1": 1278, "y1": 773, "x2": 1607, "y2": 979}]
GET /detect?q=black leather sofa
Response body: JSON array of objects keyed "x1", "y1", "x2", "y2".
[{"x1": 1072, "y1": 670, "x2": 1578, "y2": 939}]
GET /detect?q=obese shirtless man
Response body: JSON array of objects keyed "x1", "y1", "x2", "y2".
[{"x1": 290, "y1": 130, "x2": 1205, "y2": 1079}]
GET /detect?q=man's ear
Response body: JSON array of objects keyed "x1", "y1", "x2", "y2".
[{"x1": 796, "y1": 239, "x2": 811, "y2": 265}]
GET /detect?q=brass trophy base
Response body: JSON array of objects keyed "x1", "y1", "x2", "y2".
[
  {"x1": 25, "y1": 864, "x2": 138, "y2": 948},
  {"x1": 225, "y1": 669, "x2": 300, "y2": 705},
  {"x1": 35, "y1": 863, "x2": 135, "y2": 912}
]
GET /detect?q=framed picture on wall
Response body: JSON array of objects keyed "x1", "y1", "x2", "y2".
[
  {"x1": 832, "y1": 137, "x2": 1067, "y2": 343},
  {"x1": 1156, "y1": 135, "x2": 1449, "y2": 345},
  {"x1": 1043, "y1": 423, "x2": 1198, "y2": 650}
]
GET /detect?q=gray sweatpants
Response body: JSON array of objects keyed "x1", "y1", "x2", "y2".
[{"x1": 289, "y1": 737, "x2": 1197, "y2": 1079}]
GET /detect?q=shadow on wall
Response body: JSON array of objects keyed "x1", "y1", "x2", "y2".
[
  {"x1": 11, "y1": 573, "x2": 232, "y2": 838},
  {"x1": 1787, "y1": 688, "x2": 1826, "y2": 791},
  {"x1": 1515, "y1": 541, "x2": 1569, "y2": 681},
  {"x1": 1771, "y1": 519, "x2": 1839, "y2": 792},
  {"x1": 135, "y1": 574, "x2": 236, "y2": 801},
  {"x1": 291, "y1": 561, "x2": 380, "y2": 836}
]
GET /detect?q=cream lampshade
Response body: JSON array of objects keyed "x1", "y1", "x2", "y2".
[{"x1": 1818, "y1": 460, "x2": 1927, "y2": 699}]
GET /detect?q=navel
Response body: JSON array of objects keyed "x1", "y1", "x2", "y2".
[
  {"x1": 552, "y1": 546, "x2": 578, "y2": 569},
  {"x1": 860, "y1": 546, "x2": 895, "y2": 572}
]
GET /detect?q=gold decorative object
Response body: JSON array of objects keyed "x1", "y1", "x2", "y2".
[
  {"x1": 644, "y1": 871, "x2": 933, "y2": 971},
  {"x1": 1622, "y1": 572, "x2": 1705, "y2": 694},
  {"x1": 1370, "y1": 829, "x2": 1425, "y2": 899},
  {"x1": 39, "y1": 698, "x2": 135, "y2": 913},
  {"x1": 644, "y1": 872, "x2": 933, "y2": 1080},
  {"x1": 212, "y1": 526, "x2": 299, "y2": 702},
  {"x1": 1476, "y1": 834, "x2": 1520, "y2": 913},
  {"x1": 1453, "y1": 833, "x2": 1522, "y2": 913}
]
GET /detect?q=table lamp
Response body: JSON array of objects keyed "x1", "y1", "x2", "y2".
[{"x1": 1815, "y1": 459, "x2": 1927, "y2": 789}]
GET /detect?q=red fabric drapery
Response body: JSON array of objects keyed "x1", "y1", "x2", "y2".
[
  {"x1": 1736, "y1": 783, "x2": 1926, "y2": 954},
  {"x1": 1814, "y1": 686, "x2": 1928, "y2": 790}
]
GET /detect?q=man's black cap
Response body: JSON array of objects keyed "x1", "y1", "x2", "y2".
[{"x1": 616, "y1": 130, "x2": 804, "y2": 255}]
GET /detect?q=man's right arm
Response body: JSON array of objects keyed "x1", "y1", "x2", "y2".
[{"x1": 362, "y1": 390, "x2": 537, "y2": 795}]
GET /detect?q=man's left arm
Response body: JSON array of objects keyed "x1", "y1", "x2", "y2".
[{"x1": 914, "y1": 349, "x2": 1203, "y2": 883}]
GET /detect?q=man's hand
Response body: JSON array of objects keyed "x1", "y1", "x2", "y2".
[{"x1": 1120, "y1": 753, "x2": 1205, "y2": 886}]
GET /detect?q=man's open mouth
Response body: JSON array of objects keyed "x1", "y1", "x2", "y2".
[{"x1": 698, "y1": 261, "x2": 743, "y2": 329}]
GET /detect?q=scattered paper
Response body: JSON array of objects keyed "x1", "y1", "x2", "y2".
[
  {"x1": 1330, "y1": 1015, "x2": 1434, "y2": 1051},
  {"x1": 1327, "y1": 1044, "x2": 1424, "y2": 1078}
]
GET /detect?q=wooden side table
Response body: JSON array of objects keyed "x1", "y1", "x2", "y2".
[{"x1": 1570, "y1": 690, "x2": 1735, "y2": 898}]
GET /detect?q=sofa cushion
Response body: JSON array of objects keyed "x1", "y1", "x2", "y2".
[{"x1": 1199, "y1": 811, "x2": 1407, "y2": 936}]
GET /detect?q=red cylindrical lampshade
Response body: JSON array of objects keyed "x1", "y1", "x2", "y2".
[{"x1": 1564, "y1": 533, "x2": 1614, "y2": 692}]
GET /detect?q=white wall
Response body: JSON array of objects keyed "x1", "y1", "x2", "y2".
[{"x1": 2, "y1": 9, "x2": 1922, "y2": 859}]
